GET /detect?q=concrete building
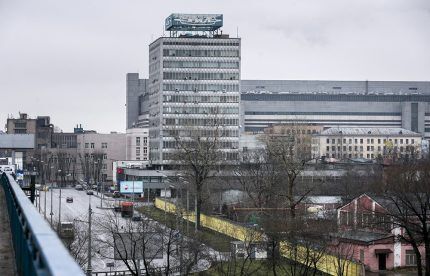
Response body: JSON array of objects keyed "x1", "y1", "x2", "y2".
[
  {"x1": 77, "y1": 132, "x2": 126, "y2": 181},
  {"x1": 128, "y1": 79, "x2": 430, "y2": 157},
  {"x1": 0, "y1": 134, "x2": 35, "y2": 170},
  {"x1": 312, "y1": 127, "x2": 422, "y2": 160},
  {"x1": 126, "y1": 128, "x2": 149, "y2": 161},
  {"x1": 147, "y1": 14, "x2": 241, "y2": 165},
  {"x1": 6, "y1": 113, "x2": 53, "y2": 149},
  {"x1": 126, "y1": 74, "x2": 149, "y2": 128},
  {"x1": 241, "y1": 80, "x2": 430, "y2": 139}
]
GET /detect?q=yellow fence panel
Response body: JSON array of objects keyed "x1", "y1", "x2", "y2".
[{"x1": 154, "y1": 198, "x2": 363, "y2": 276}]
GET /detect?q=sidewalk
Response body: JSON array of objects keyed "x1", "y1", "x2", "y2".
[
  {"x1": 366, "y1": 270, "x2": 418, "y2": 276},
  {"x1": 0, "y1": 186, "x2": 17, "y2": 275}
]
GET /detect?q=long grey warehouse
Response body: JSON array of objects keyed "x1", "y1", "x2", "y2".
[{"x1": 241, "y1": 80, "x2": 430, "y2": 139}]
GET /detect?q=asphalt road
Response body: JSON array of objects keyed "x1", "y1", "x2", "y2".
[{"x1": 37, "y1": 188, "x2": 167, "y2": 272}]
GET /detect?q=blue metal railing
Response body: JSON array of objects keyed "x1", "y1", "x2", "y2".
[{"x1": 1, "y1": 173, "x2": 84, "y2": 276}]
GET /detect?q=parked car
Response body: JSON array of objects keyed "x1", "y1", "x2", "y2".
[
  {"x1": 66, "y1": 197, "x2": 73, "y2": 203},
  {"x1": 92, "y1": 184, "x2": 98, "y2": 190},
  {"x1": 75, "y1": 184, "x2": 83, "y2": 191},
  {"x1": 112, "y1": 191, "x2": 120, "y2": 198},
  {"x1": 132, "y1": 215, "x2": 142, "y2": 222},
  {"x1": 86, "y1": 190, "x2": 94, "y2": 195}
]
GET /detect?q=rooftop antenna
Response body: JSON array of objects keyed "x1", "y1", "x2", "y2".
[{"x1": 236, "y1": 26, "x2": 239, "y2": 38}]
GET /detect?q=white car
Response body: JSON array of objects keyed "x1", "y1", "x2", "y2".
[{"x1": 75, "y1": 184, "x2": 83, "y2": 191}]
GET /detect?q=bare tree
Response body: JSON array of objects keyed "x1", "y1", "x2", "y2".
[
  {"x1": 93, "y1": 209, "x2": 165, "y2": 275},
  {"x1": 234, "y1": 148, "x2": 281, "y2": 209},
  {"x1": 211, "y1": 231, "x2": 266, "y2": 276},
  {"x1": 329, "y1": 241, "x2": 357, "y2": 276},
  {"x1": 93, "y1": 206, "x2": 209, "y2": 276},
  {"x1": 172, "y1": 123, "x2": 225, "y2": 231},
  {"x1": 78, "y1": 151, "x2": 104, "y2": 185},
  {"x1": 233, "y1": 123, "x2": 332, "y2": 276},
  {"x1": 380, "y1": 159, "x2": 430, "y2": 276},
  {"x1": 264, "y1": 123, "x2": 315, "y2": 219},
  {"x1": 62, "y1": 215, "x2": 95, "y2": 268}
]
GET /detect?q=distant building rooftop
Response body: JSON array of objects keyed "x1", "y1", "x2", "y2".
[
  {"x1": 335, "y1": 230, "x2": 392, "y2": 243},
  {"x1": 319, "y1": 127, "x2": 421, "y2": 137}
]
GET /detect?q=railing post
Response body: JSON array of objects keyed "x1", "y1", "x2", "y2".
[
  {"x1": 1, "y1": 172, "x2": 84, "y2": 276},
  {"x1": 30, "y1": 175, "x2": 36, "y2": 204}
]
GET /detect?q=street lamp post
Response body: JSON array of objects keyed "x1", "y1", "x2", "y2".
[
  {"x1": 86, "y1": 194, "x2": 92, "y2": 276},
  {"x1": 50, "y1": 166, "x2": 54, "y2": 227},
  {"x1": 58, "y1": 169, "x2": 62, "y2": 232},
  {"x1": 43, "y1": 162, "x2": 47, "y2": 220},
  {"x1": 50, "y1": 184, "x2": 54, "y2": 227}
]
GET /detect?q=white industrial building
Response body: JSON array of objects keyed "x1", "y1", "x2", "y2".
[{"x1": 311, "y1": 127, "x2": 422, "y2": 160}]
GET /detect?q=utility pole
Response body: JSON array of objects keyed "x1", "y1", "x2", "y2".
[
  {"x1": 42, "y1": 162, "x2": 47, "y2": 219},
  {"x1": 50, "y1": 183, "x2": 54, "y2": 227},
  {"x1": 44, "y1": 184, "x2": 47, "y2": 219},
  {"x1": 86, "y1": 195, "x2": 92, "y2": 276},
  {"x1": 58, "y1": 169, "x2": 62, "y2": 233}
]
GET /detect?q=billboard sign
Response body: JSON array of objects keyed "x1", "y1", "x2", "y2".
[
  {"x1": 165, "y1": 14, "x2": 223, "y2": 32},
  {"x1": 120, "y1": 181, "x2": 143, "y2": 194}
]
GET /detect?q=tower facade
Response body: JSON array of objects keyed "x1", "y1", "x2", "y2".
[{"x1": 148, "y1": 14, "x2": 241, "y2": 165}]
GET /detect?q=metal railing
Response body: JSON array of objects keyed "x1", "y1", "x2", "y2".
[
  {"x1": 92, "y1": 266, "x2": 181, "y2": 276},
  {"x1": 1, "y1": 172, "x2": 84, "y2": 276}
]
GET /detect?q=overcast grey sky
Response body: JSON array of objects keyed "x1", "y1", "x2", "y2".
[{"x1": 1, "y1": 0, "x2": 429, "y2": 133}]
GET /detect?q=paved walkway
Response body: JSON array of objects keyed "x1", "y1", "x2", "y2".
[
  {"x1": 367, "y1": 270, "x2": 418, "y2": 276},
  {"x1": 0, "y1": 186, "x2": 16, "y2": 275}
]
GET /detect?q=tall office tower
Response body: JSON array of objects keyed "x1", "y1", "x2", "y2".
[{"x1": 148, "y1": 14, "x2": 241, "y2": 166}]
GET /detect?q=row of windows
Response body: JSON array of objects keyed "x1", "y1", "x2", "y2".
[
  {"x1": 162, "y1": 151, "x2": 238, "y2": 161},
  {"x1": 163, "y1": 118, "x2": 239, "y2": 126},
  {"x1": 163, "y1": 140, "x2": 238, "y2": 149},
  {"x1": 269, "y1": 129, "x2": 318, "y2": 135},
  {"x1": 339, "y1": 211, "x2": 391, "y2": 230},
  {"x1": 325, "y1": 145, "x2": 417, "y2": 152},
  {"x1": 246, "y1": 111, "x2": 401, "y2": 116},
  {"x1": 14, "y1": 129, "x2": 27, "y2": 134},
  {"x1": 135, "y1": 147, "x2": 148, "y2": 155},
  {"x1": 164, "y1": 128, "x2": 239, "y2": 138},
  {"x1": 83, "y1": 153, "x2": 108, "y2": 160},
  {"x1": 163, "y1": 49, "x2": 239, "y2": 57},
  {"x1": 163, "y1": 41, "x2": 239, "y2": 46},
  {"x1": 84, "y1": 142, "x2": 108, "y2": 149},
  {"x1": 14, "y1": 122, "x2": 27, "y2": 128},
  {"x1": 163, "y1": 72, "x2": 239, "y2": 81},
  {"x1": 242, "y1": 94, "x2": 430, "y2": 102},
  {"x1": 163, "y1": 83, "x2": 239, "y2": 92},
  {"x1": 326, "y1": 138, "x2": 416, "y2": 145},
  {"x1": 135, "y1": 137, "x2": 148, "y2": 146},
  {"x1": 163, "y1": 106, "x2": 239, "y2": 115},
  {"x1": 163, "y1": 95, "x2": 239, "y2": 103},
  {"x1": 163, "y1": 61, "x2": 239, "y2": 69}
]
